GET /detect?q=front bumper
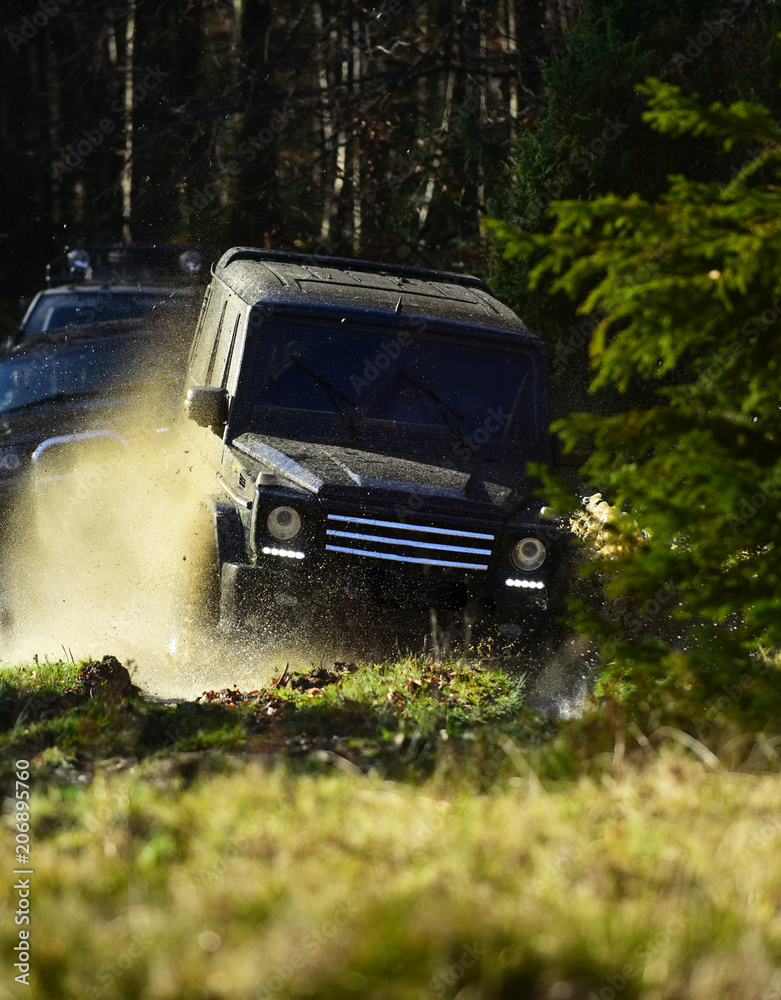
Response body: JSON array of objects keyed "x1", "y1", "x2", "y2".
[{"x1": 219, "y1": 547, "x2": 557, "y2": 635}]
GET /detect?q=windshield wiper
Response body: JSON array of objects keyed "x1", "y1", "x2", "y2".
[
  {"x1": 398, "y1": 368, "x2": 472, "y2": 456},
  {"x1": 289, "y1": 356, "x2": 362, "y2": 442},
  {"x1": 502, "y1": 373, "x2": 529, "y2": 442}
]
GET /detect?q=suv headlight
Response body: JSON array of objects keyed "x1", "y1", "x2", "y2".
[
  {"x1": 510, "y1": 536, "x2": 546, "y2": 572},
  {"x1": 267, "y1": 506, "x2": 302, "y2": 541}
]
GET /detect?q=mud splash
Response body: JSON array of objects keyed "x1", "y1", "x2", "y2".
[
  {"x1": 0, "y1": 385, "x2": 592, "y2": 705},
  {"x1": 0, "y1": 385, "x2": 291, "y2": 699}
]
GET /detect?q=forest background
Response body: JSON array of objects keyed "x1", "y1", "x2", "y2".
[
  {"x1": 2, "y1": 0, "x2": 777, "y2": 353},
  {"x1": 3, "y1": 0, "x2": 781, "y2": 701}
]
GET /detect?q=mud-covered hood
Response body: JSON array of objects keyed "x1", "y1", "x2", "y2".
[{"x1": 232, "y1": 432, "x2": 538, "y2": 514}]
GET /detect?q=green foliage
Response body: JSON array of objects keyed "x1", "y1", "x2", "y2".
[
  {"x1": 489, "y1": 76, "x2": 781, "y2": 702},
  {"x1": 488, "y1": 0, "x2": 781, "y2": 416}
]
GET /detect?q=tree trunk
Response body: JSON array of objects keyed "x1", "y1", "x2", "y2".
[
  {"x1": 351, "y1": 12, "x2": 362, "y2": 254},
  {"x1": 417, "y1": 54, "x2": 456, "y2": 234},
  {"x1": 314, "y1": 1, "x2": 335, "y2": 245},
  {"x1": 120, "y1": 0, "x2": 136, "y2": 242},
  {"x1": 507, "y1": 0, "x2": 519, "y2": 124}
]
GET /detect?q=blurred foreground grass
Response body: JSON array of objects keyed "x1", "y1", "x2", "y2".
[{"x1": 2, "y1": 657, "x2": 781, "y2": 999}]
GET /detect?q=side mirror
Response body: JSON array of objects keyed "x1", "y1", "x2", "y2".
[
  {"x1": 2, "y1": 330, "x2": 21, "y2": 355},
  {"x1": 551, "y1": 432, "x2": 591, "y2": 470},
  {"x1": 185, "y1": 385, "x2": 229, "y2": 433}
]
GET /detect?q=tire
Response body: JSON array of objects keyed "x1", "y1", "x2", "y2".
[{"x1": 176, "y1": 500, "x2": 221, "y2": 635}]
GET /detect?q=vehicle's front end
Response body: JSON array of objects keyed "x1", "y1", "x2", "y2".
[
  {"x1": 0, "y1": 324, "x2": 185, "y2": 513},
  {"x1": 187, "y1": 285, "x2": 570, "y2": 651},
  {"x1": 217, "y1": 448, "x2": 569, "y2": 650}
]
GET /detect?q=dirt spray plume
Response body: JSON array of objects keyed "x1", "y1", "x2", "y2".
[{"x1": 0, "y1": 386, "x2": 286, "y2": 699}]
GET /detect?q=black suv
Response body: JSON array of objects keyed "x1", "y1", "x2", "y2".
[
  {"x1": 11, "y1": 243, "x2": 203, "y2": 352},
  {"x1": 0, "y1": 243, "x2": 205, "y2": 501},
  {"x1": 184, "y1": 248, "x2": 569, "y2": 650},
  {"x1": 0, "y1": 322, "x2": 185, "y2": 503}
]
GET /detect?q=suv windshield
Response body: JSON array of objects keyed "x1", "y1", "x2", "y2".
[
  {"x1": 23, "y1": 289, "x2": 194, "y2": 335},
  {"x1": 0, "y1": 334, "x2": 174, "y2": 413},
  {"x1": 243, "y1": 320, "x2": 540, "y2": 461}
]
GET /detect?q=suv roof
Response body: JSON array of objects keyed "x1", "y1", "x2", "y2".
[
  {"x1": 47, "y1": 243, "x2": 205, "y2": 288},
  {"x1": 213, "y1": 248, "x2": 538, "y2": 337}
]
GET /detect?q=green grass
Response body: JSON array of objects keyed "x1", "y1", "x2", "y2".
[
  {"x1": 4, "y1": 752, "x2": 781, "y2": 999},
  {"x1": 0, "y1": 656, "x2": 542, "y2": 789},
  {"x1": 3, "y1": 655, "x2": 781, "y2": 998}
]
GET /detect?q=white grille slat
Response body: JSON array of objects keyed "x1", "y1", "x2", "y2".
[
  {"x1": 327, "y1": 513, "x2": 493, "y2": 540},
  {"x1": 325, "y1": 513, "x2": 494, "y2": 571},
  {"x1": 325, "y1": 544, "x2": 489, "y2": 570},
  {"x1": 327, "y1": 529, "x2": 491, "y2": 556}
]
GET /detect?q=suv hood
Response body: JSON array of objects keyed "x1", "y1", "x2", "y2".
[{"x1": 232, "y1": 432, "x2": 538, "y2": 516}]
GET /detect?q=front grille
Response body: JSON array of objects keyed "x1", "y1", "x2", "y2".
[{"x1": 325, "y1": 513, "x2": 494, "y2": 571}]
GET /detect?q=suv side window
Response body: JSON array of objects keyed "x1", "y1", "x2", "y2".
[
  {"x1": 188, "y1": 285, "x2": 212, "y2": 371},
  {"x1": 204, "y1": 299, "x2": 229, "y2": 385},
  {"x1": 224, "y1": 310, "x2": 245, "y2": 392},
  {"x1": 190, "y1": 288, "x2": 226, "y2": 385},
  {"x1": 208, "y1": 299, "x2": 242, "y2": 388}
]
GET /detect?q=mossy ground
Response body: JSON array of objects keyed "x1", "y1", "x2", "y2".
[{"x1": 2, "y1": 656, "x2": 781, "y2": 999}]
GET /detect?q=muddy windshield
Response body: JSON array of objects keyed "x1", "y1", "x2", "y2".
[
  {"x1": 23, "y1": 289, "x2": 195, "y2": 335},
  {"x1": 242, "y1": 321, "x2": 542, "y2": 461}
]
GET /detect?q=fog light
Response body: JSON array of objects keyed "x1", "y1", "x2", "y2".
[
  {"x1": 275, "y1": 592, "x2": 299, "y2": 607},
  {"x1": 267, "y1": 506, "x2": 301, "y2": 540},
  {"x1": 505, "y1": 578, "x2": 545, "y2": 590},
  {"x1": 261, "y1": 546, "x2": 305, "y2": 560}
]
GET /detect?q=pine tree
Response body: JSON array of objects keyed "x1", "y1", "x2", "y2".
[
  {"x1": 490, "y1": 77, "x2": 781, "y2": 707},
  {"x1": 488, "y1": 0, "x2": 781, "y2": 419}
]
